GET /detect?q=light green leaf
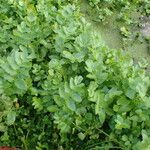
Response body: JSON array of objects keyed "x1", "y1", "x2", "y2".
[
  {"x1": 71, "y1": 93, "x2": 82, "y2": 103},
  {"x1": 32, "y1": 97, "x2": 43, "y2": 111},
  {"x1": 47, "y1": 105, "x2": 58, "y2": 112},
  {"x1": 66, "y1": 100, "x2": 76, "y2": 111},
  {"x1": 15, "y1": 78, "x2": 27, "y2": 90},
  {"x1": 14, "y1": 51, "x2": 22, "y2": 65},
  {"x1": 95, "y1": 99, "x2": 100, "y2": 114},
  {"x1": 6, "y1": 111, "x2": 16, "y2": 125},
  {"x1": 98, "y1": 109, "x2": 106, "y2": 124},
  {"x1": 53, "y1": 95, "x2": 63, "y2": 106},
  {"x1": 125, "y1": 88, "x2": 136, "y2": 99},
  {"x1": 7, "y1": 54, "x2": 19, "y2": 70},
  {"x1": 1, "y1": 63, "x2": 16, "y2": 76},
  {"x1": 0, "y1": 123, "x2": 6, "y2": 132},
  {"x1": 78, "y1": 132, "x2": 86, "y2": 140}
]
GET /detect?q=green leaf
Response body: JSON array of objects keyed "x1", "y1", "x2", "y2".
[
  {"x1": 6, "y1": 111, "x2": 16, "y2": 125},
  {"x1": 78, "y1": 132, "x2": 86, "y2": 140},
  {"x1": 74, "y1": 76, "x2": 83, "y2": 85},
  {"x1": 0, "y1": 123, "x2": 6, "y2": 132},
  {"x1": 1, "y1": 63, "x2": 16, "y2": 76},
  {"x1": 14, "y1": 51, "x2": 22, "y2": 65},
  {"x1": 14, "y1": 78, "x2": 27, "y2": 90},
  {"x1": 88, "y1": 81, "x2": 98, "y2": 98},
  {"x1": 95, "y1": 99, "x2": 100, "y2": 114},
  {"x1": 53, "y1": 95, "x2": 63, "y2": 106},
  {"x1": 66, "y1": 100, "x2": 76, "y2": 111},
  {"x1": 143, "y1": 97, "x2": 150, "y2": 108},
  {"x1": 136, "y1": 81, "x2": 149, "y2": 98},
  {"x1": 71, "y1": 93, "x2": 82, "y2": 102},
  {"x1": 47, "y1": 105, "x2": 58, "y2": 112},
  {"x1": 98, "y1": 109, "x2": 106, "y2": 124},
  {"x1": 32, "y1": 97, "x2": 43, "y2": 111},
  {"x1": 7, "y1": 54, "x2": 19, "y2": 70},
  {"x1": 125, "y1": 88, "x2": 136, "y2": 99}
]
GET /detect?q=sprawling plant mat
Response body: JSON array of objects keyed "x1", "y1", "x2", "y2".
[{"x1": 0, "y1": 0, "x2": 150, "y2": 149}]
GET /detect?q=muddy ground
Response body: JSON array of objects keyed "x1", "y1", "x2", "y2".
[{"x1": 80, "y1": 0, "x2": 150, "y2": 71}]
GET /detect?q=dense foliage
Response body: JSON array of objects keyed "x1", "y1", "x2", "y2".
[{"x1": 0, "y1": 0, "x2": 150, "y2": 149}]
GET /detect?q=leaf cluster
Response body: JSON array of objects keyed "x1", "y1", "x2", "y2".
[{"x1": 0, "y1": 0, "x2": 150, "y2": 149}]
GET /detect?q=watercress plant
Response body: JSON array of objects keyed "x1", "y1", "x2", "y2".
[{"x1": 0, "y1": 0, "x2": 150, "y2": 149}]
